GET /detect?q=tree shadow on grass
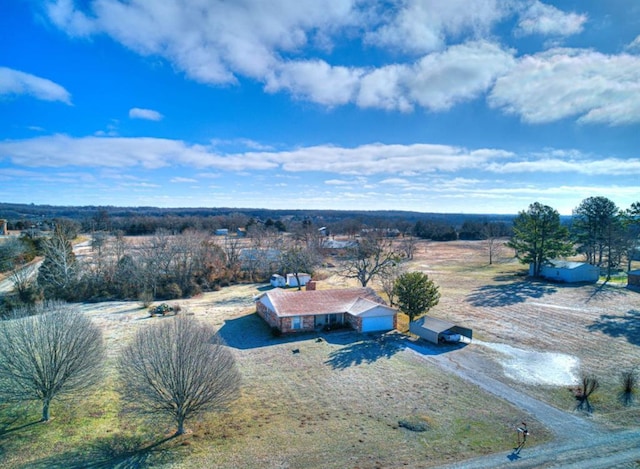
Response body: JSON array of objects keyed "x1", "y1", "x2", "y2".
[
  {"x1": 587, "y1": 309, "x2": 640, "y2": 346},
  {"x1": 324, "y1": 334, "x2": 404, "y2": 369},
  {"x1": 584, "y1": 281, "x2": 628, "y2": 303},
  {"x1": 24, "y1": 434, "x2": 181, "y2": 469},
  {"x1": 0, "y1": 404, "x2": 42, "y2": 437},
  {"x1": 466, "y1": 278, "x2": 557, "y2": 307}
]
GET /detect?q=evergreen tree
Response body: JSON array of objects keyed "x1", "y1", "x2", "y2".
[
  {"x1": 393, "y1": 271, "x2": 440, "y2": 322},
  {"x1": 508, "y1": 202, "x2": 573, "y2": 277}
]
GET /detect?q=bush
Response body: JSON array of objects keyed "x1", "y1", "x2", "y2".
[
  {"x1": 139, "y1": 291, "x2": 153, "y2": 308},
  {"x1": 158, "y1": 282, "x2": 182, "y2": 300}
]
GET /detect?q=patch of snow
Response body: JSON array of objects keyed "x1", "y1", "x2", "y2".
[{"x1": 476, "y1": 341, "x2": 580, "y2": 386}]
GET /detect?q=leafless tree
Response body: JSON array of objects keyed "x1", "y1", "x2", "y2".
[
  {"x1": 279, "y1": 243, "x2": 319, "y2": 290},
  {"x1": 138, "y1": 229, "x2": 177, "y2": 298},
  {"x1": 118, "y1": 316, "x2": 241, "y2": 436},
  {"x1": 10, "y1": 263, "x2": 39, "y2": 301},
  {"x1": 221, "y1": 234, "x2": 244, "y2": 280},
  {"x1": 379, "y1": 260, "x2": 406, "y2": 307},
  {"x1": 0, "y1": 302, "x2": 105, "y2": 421},
  {"x1": 398, "y1": 236, "x2": 417, "y2": 260},
  {"x1": 37, "y1": 227, "x2": 79, "y2": 299},
  {"x1": 482, "y1": 223, "x2": 504, "y2": 265},
  {"x1": 340, "y1": 233, "x2": 401, "y2": 287},
  {"x1": 620, "y1": 369, "x2": 637, "y2": 406},
  {"x1": 575, "y1": 374, "x2": 600, "y2": 413}
]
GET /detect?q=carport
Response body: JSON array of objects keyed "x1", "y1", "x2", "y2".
[{"x1": 409, "y1": 316, "x2": 472, "y2": 344}]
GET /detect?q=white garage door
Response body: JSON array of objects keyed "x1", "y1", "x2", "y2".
[{"x1": 361, "y1": 315, "x2": 393, "y2": 332}]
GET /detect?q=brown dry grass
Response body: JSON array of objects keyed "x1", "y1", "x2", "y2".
[{"x1": 1, "y1": 238, "x2": 638, "y2": 468}]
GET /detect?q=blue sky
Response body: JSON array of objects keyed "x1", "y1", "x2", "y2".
[{"x1": 1, "y1": 0, "x2": 639, "y2": 215}]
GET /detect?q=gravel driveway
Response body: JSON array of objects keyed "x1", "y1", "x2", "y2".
[{"x1": 406, "y1": 340, "x2": 640, "y2": 468}]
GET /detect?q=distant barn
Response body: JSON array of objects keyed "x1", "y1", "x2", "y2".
[{"x1": 531, "y1": 260, "x2": 599, "y2": 283}]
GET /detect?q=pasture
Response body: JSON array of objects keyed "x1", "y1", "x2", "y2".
[{"x1": 0, "y1": 239, "x2": 638, "y2": 468}]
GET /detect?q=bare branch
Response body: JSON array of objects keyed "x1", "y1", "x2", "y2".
[
  {"x1": 0, "y1": 302, "x2": 105, "y2": 421},
  {"x1": 118, "y1": 316, "x2": 241, "y2": 435}
]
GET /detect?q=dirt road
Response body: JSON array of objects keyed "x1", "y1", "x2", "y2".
[{"x1": 407, "y1": 342, "x2": 640, "y2": 468}]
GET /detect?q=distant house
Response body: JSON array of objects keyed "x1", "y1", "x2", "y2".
[
  {"x1": 321, "y1": 239, "x2": 358, "y2": 250},
  {"x1": 628, "y1": 270, "x2": 640, "y2": 288},
  {"x1": 239, "y1": 248, "x2": 281, "y2": 268},
  {"x1": 215, "y1": 228, "x2": 229, "y2": 236},
  {"x1": 531, "y1": 260, "x2": 599, "y2": 283},
  {"x1": 255, "y1": 287, "x2": 397, "y2": 334}
]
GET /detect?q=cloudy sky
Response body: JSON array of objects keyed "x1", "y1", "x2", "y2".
[{"x1": 1, "y1": 0, "x2": 639, "y2": 214}]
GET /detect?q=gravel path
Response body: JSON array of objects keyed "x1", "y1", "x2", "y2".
[{"x1": 406, "y1": 341, "x2": 640, "y2": 468}]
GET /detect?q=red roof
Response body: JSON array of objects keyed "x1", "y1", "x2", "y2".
[{"x1": 259, "y1": 287, "x2": 388, "y2": 317}]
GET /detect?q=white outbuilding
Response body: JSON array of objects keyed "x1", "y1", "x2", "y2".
[
  {"x1": 286, "y1": 273, "x2": 311, "y2": 287},
  {"x1": 531, "y1": 260, "x2": 600, "y2": 283}
]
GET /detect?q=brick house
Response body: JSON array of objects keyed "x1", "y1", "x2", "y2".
[{"x1": 255, "y1": 287, "x2": 397, "y2": 334}]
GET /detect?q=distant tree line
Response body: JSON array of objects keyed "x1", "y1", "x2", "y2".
[{"x1": 2, "y1": 202, "x2": 516, "y2": 239}]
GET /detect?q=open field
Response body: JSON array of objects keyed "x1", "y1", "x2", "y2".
[{"x1": 1, "y1": 239, "x2": 638, "y2": 468}]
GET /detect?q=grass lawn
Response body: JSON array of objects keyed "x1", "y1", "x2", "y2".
[
  {"x1": 0, "y1": 325, "x2": 551, "y2": 468},
  {"x1": 1, "y1": 239, "x2": 638, "y2": 468}
]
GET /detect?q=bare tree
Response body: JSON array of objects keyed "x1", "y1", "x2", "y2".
[
  {"x1": 379, "y1": 260, "x2": 406, "y2": 307},
  {"x1": 398, "y1": 236, "x2": 417, "y2": 261},
  {"x1": 482, "y1": 222, "x2": 505, "y2": 265},
  {"x1": 0, "y1": 302, "x2": 105, "y2": 421},
  {"x1": 10, "y1": 263, "x2": 39, "y2": 302},
  {"x1": 37, "y1": 227, "x2": 79, "y2": 299},
  {"x1": 340, "y1": 233, "x2": 401, "y2": 287},
  {"x1": 279, "y1": 243, "x2": 319, "y2": 290},
  {"x1": 118, "y1": 316, "x2": 241, "y2": 436},
  {"x1": 575, "y1": 374, "x2": 600, "y2": 413},
  {"x1": 620, "y1": 369, "x2": 637, "y2": 406}
]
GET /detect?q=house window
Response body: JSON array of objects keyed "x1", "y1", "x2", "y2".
[{"x1": 291, "y1": 316, "x2": 302, "y2": 329}]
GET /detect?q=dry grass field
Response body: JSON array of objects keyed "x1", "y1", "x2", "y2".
[{"x1": 1, "y1": 239, "x2": 638, "y2": 468}]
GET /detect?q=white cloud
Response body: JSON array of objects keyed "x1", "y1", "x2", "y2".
[
  {"x1": 170, "y1": 177, "x2": 197, "y2": 183},
  {"x1": 39, "y1": 1, "x2": 517, "y2": 112},
  {"x1": 364, "y1": 0, "x2": 507, "y2": 54},
  {"x1": 46, "y1": 0, "x2": 360, "y2": 85},
  {"x1": 486, "y1": 157, "x2": 640, "y2": 176},
  {"x1": 0, "y1": 135, "x2": 511, "y2": 175},
  {"x1": 406, "y1": 41, "x2": 515, "y2": 111},
  {"x1": 129, "y1": 107, "x2": 163, "y2": 121},
  {"x1": 489, "y1": 48, "x2": 640, "y2": 125},
  {"x1": 0, "y1": 67, "x2": 71, "y2": 104},
  {"x1": 265, "y1": 60, "x2": 364, "y2": 106},
  {"x1": 626, "y1": 35, "x2": 640, "y2": 53},
  {"x1": 516, "y1": 1, "x2": 587, "y2": 37},
  {"x1": 1, "y1": 135, "x2": 636, "y2": 196},
  {"x1": 324, "y1": 179, "x2": 352, "y2": 186}
]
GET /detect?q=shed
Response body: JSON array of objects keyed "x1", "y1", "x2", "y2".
[
  {"x1": 270, "y1": 274, "x2": 286, "y2": 288},
  {"x1": 628, "y1": 270, "x2": 640, "y2": 288},
  {"x1": 286, "y1": 273, "x2": 311, "y2": 287},
  {"x1": 409, "y1": 316, "x2": 472, "y2": 345},
  {"x1": 531, "y1": 261, "x2": 599, "y2": 283},
  {"x1": 215, "y1": 228, "x2": 229, "y2": 236}
]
